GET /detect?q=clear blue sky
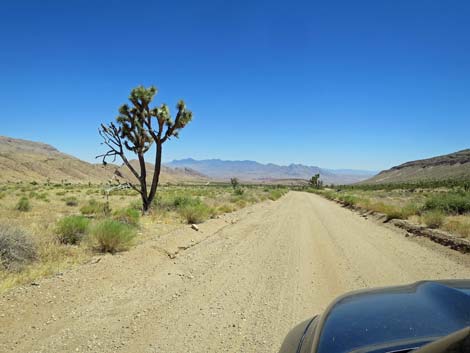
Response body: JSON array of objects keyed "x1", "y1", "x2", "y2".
[{"x1": 1, "y1": 0, "x2": 469, "y2": 170}]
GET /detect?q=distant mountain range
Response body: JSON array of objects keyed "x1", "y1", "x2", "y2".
[
  {"x1": 363, "y1": 149, "x2": 470, "y2": 184},
  {"x1": 165, "y1": 158, "x2": 376, "y2": 184},
  {"x1": 0, "y1": 136, "x2": 208, "y2": 184}
]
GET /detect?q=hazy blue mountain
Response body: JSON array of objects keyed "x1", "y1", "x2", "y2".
[{"x1": 166, "y1": 158, "x2": 376, "y2": 184}]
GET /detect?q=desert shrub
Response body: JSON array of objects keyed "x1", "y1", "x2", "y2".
[
  {"x1": 268, "y1": 189, "x2": 285, "y2": 201},
  {"x1": 15, "y1": 197, "x2": 31, "y2": 212},
  {"x1": 234, "y1": 187, "x2": 245, "y2": 196},
  {"x1": 218, "y1": 204, "x2": 235, "y2": 214},
  {"x1": 36, "y1": 192, "x2": 48, "y2": 201},
  {"x1": 113, "y1": 207, "x2": 140, "y2": 226},
  {"x1": 338, "y1": 194, "x2": 358, "y2": 207},
  {"x1": 129, "y1": 200, "x2": 142, "y2": 211},
  {"x1": 0, "y1": 192, "x2": 5, "y2": 199},
  {"x1": 443, "y1": 217, "x2": 470, "y2": 238},
  {"x1": 423, "y1": 192, "x2": 470, "y2": 214},
  {"x1": 400, "y1": 202, "x2": 420, "y2": 219},
  {"x1": 89, "y1": 219, "x2": 135, "y2": 253},
  {"x1": 154, "y1": 193, "x2": 200, "y2": 212},
  {"x1": 235, "y1": 199, "x2": 247, "y2": 208},
  {"x1": 0, "y1": 224, "x2": 37, "y2": 271},
  {"x1": 178, "y1": 202, "x2": 213, "y2": 224},
  {"x1": 80, "y1": 199, "x2": 111, "y2": 217},
  {"x1": 55, "y1": 216, "x2": 90, "y2": 244},
  {"x1": 320, "y1": 190, "x2": 337, "y2": 200},
  {"x1": 56, "y1": 191, "x2": 66, "y2": 196},
  {"x1": 64, "y1": 196, "x2": 78, "y2": 206},
  {"x1": 421, "y1": 210, "x2": 445, "y2": 228}
]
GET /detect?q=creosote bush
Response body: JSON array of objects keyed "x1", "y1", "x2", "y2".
[
  {"x1": 268, "y1": 189, "x2": 286, "y2": 201},
  {"x1": 112, "y1": 207, "x2": 140, "y2": 226},
  {"x1": 15, "y1": 197, "x2": 31, "y2": 212},
  {"x1": 80, "y1": 199, "x2": 111, "y2": 217},
  {"x1": 89, "y1": 219, "x2": 135, "y2": 254},
  {"x1": 0, "y1": 224, "x2": 37, "y2": 272},
  {"x1": 178, "y1": 202, "x2": 213, "y2": 224},
  {"x1": 421, "y1": 210, "x2": 445, "y2": 229},
  {"x1": 423, "y1": 192, "x2": 470, "y2": 215},
  {"x1": 64, "y1": 196, "x2": 78, "y2": 206},
  {"x1": 55, "y1": 216, "x2": 90, "y2": 245}
]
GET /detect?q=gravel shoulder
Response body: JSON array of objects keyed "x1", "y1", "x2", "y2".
[{"x1": 1, "y1": 191, "x2": 469, "y2": 353}]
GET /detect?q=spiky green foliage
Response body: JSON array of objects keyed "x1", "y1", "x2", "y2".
[{"x1": 98, "y1": 85, "x2": 193, "y2": 212}]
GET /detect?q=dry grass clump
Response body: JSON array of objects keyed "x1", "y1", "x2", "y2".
[
  {"x1": 80, "y1": 199, "x2": 111, "y2": 217},
  {"x1": 443, "y1": 216, "x2": 470, "y2": 239},
  {"x1": 64, "y1": 196, "x2": 78, "y2": 206},
  {"x1": 421, "y1": 210, "x2": 445, "y2": 229}
]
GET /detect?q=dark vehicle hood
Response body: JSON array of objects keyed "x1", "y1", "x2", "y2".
[{"x1": 312, "y1": 280, "x2": 470, "y2": 353}]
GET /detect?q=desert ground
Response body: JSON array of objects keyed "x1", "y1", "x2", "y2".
[{"x1": 1, "y1": 191, "x2": 469, "y2": 353}]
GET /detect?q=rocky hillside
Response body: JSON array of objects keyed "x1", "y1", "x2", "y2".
[
  {"x1": 0, "y1": 136, "x2": 209, "y2": 184},
  {"x1": 364, "y1": 149, "x2": 470, "y2": 184},
  {"x1": 166, "y1": 158, "x2": 376, "y2": 184}
]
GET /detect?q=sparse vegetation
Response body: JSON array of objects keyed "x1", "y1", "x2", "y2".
[
  {"x1": 421, "y1": 210, "x2": 445, "y2": 229},
  {"x1": 89, "y1": 219, "x2": 135, "y2": 254},
  {"x1": 179, "y1": 202, "x2": 213, "y2": 224},
  {"x1": 112, "y1": 207, "x2": 140, "y2": 226},
  {"x1": 268, "y1": 189, "x2": 287, "y2": 201},
  {"x1": 422, "y1": 192, "x2": 470, "y2": 214},
  {"x1": 0, "y1": 182, "x2": 284, "y2": 291},
  {"x1": 15, "y1": 197, "x2": 31, "y2": 212},
  {"x1": 312, "y1": 185, "x2": 470, "y2": 238},
  {"x1": 80, "y1": 199, "x2": 111, "y2": 217},
  {"x1": 55, "y1": 216, "x2": 90, "y2": 244},
  {"x1": 0, "y1": 224, "x2": 37, "y2": 271},
  {"x1": 64, "y1": 196, "x2": 78, "y2": 206}
]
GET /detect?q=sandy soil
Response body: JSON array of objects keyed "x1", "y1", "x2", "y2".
[{"x1": 1, "y1": 191, "x2": 469, "y2": 353}]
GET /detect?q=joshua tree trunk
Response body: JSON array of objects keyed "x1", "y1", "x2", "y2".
[{"x1": 98, "y1": 86, "x2": 192, "y2": 213}]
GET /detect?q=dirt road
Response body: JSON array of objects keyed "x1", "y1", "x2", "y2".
[{"x1": 1, "y1": 192, "x2": 469, "y2": 353}]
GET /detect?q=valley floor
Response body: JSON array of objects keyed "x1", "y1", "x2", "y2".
[{"x1": 0, "y1": 192, "x2": 469, "y2": 353}]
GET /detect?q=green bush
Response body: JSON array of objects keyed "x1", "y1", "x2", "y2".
[
  {"x1": 234, "y1": 187, "x2": 245, "y2": 196},
  {"x1": 421, "y1": 210, "x2": 445, "y2": 229},
  {"x1": 64, "y1": 196, "x2": 78, "y2": 206},
  {"x1": 0, "y1": 224, "x2": 37, "y2": 271},
  {"x1": 178, "y1": 202, "x2": 213, "y2": 224},
  {"x1": 423, "y1": 193, "x2": 470, "y2": 215},
  {"x1": 128, "y1": 199, "x2": 142, "y2": 211},
  {"x1": 15, "y1": 197, "x2": 31, "y2": 212},
  {"x1": 268, "y1": 189, "x2": 285, "y2": 201},
  {"x1": 400, "y1": 202, "x2": 420, "y2": 219},
  {"x1": 154, "y1": 193, "x2": 201, "y2": 212},
  {"x1": 55, "y1": 216, "x2": 90, "y2": 245},
  {"x1": 80, "y1": 199, "x2": 111, "y2": 217},
  {"x1": 338, "y1": 194, "x2": 358, "y2": 207},
  {"x1": 112, "y1": 207, "x2": 140, "y2": 226},
  {"x1": 89, "y1": 219, "x2": 135, "y2": 253},
  {"x1": 218, "y1": 204, "x2": 235, "y2": 213}
]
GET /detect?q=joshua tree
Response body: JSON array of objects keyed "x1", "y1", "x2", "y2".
[
  {"x1": 230, "y1": 177, "x2": 239, "y2": 189},
  {"x1": 98, "y1": 85, "x2": 192, "y2": 213},
  {"x1": 309, "y1": 173, "x2": 322, "y2": 189}
]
